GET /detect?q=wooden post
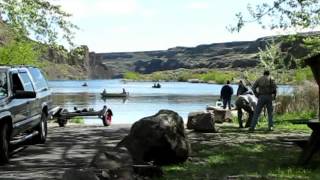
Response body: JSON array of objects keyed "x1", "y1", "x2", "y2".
[{"x1": 305, "y1": 55, "x2": 320, "y2": 121}]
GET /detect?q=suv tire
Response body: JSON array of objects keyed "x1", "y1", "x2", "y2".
[
  {"x1": 34, "y1": 112, "x2": 47, "y2": 144},
  {"x1": 0, "y1": 122, "x2": 9, "y2": 164}
]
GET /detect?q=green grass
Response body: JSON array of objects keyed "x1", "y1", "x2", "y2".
[
  {"x1": 69, "y1": 116, "x2": 85, "y2": 124},
  {"x1": 196, "y1": 70, "x2": 238, "y2": 84},
  {"x1": 123, "y1": 71, "x2": 142, "y2": 80},
  {"x1": 160, "y1": 142, "x2": 320, "y2": 180},
  {"x1": 122, "y1": 67, "x2": 315, "y2": 85},
  {"x1": 123, "y1": 69, "x2": 239, "y2": 84},
  {"x1": 294, "y1": 68, "x2": 314, "y2": 83},
  {"x1": 255, "y1": 111, "x2": 317, "y2": 132},
  {"x1": 157, "y1": 110, "x2": 320, "y2": 179}
]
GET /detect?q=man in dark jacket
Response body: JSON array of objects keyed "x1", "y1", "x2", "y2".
[
  {"x1": 236, "y1": 80, "x2": 249, "y2": 96},
  {"x1": 220, "y1": 80, "x2": 234, "y2": 110},
  {"x1": 249, "y1": 70, "x2": 277, "y2": 131}
]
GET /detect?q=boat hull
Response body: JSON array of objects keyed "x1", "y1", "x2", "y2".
[{"x1": 101, "y1": 92, "x2": 128, "y2": 98}]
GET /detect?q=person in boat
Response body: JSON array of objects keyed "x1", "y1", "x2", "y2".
[
  {"x1": 83, "y1": 82, "x2": 88, "y2": 86},
  {"x1": 102, "y1": 89, "x2": 107, "y2": 95},
  {"x1": 122, "y1": 88, "x2": 126, "y2": 94}
]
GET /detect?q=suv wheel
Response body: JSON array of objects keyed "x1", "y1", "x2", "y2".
[
  {"x1": 35, "y1": 112, "x2": 47, "y2": 144},
  {"x1": 0, "y1": 122, "x2": 9, "y2": 164}
]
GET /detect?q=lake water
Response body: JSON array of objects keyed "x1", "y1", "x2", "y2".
[{"x1": 49, "y1": 79, "x2": 292, "y2": 125}]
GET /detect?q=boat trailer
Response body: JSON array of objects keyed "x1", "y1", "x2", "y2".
[{"x1": 53, "y1": 105, "x2": 111, "y2": 127}]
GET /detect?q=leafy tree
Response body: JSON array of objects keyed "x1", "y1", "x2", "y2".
[
  {"x1": 303, "y1": 35, "x2": 320, "y2": 55},
  {"x1": 230, "y1": 0, "x2": 320, "y2": 71},
  {"x1": 259, "y1": 41, "x2": 280, "y2": 70},
  {"x1": 0, "y1": 0, "x2": 77, "y2": 45},
  {"x1": 0, "y1": 40, "x2": 40, "y2": 66},
  {"x1": 229, "y1": 0, "x2": 320, "y2": 32}
]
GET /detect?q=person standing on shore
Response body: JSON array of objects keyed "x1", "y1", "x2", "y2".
[
  {"x1": 236, "y1": 80, "x2": 249, "y2": 96},
  {"x1": 249, "y1": 70, "x2": 277, "y2": 132},
  {"x1": 220, "y1": 80, "x2": 234, "y2": 110}
]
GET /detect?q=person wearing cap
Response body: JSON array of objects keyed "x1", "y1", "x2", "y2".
[{"x1": 249, "y1": 70, "x2": 277, "y2": 132}]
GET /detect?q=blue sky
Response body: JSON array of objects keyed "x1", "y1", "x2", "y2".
[{"x1": 52, "y1": 0, "x2": 290, "y2": 53}]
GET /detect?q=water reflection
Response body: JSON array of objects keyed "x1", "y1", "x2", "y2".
[{"x1": 100, "y1": 96, "x2": 128, "y2": 104}]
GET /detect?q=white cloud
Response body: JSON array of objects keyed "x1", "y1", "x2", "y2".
[
  {"x1": 186, "y1": 2, "x2": 209, "y2": 10},
  {"x1": 51, "y1": 0, "x2": 140, "y2": 18}
]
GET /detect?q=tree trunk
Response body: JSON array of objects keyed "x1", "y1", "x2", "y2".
[{"x1": 305, "y1": 55, "x2": 320, "y2": 120}]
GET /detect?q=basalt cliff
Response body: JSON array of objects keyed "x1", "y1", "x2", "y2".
[{"x1": 88, "y1": 32, "x2": 314, "y2": 79}]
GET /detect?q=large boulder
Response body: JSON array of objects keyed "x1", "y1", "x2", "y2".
[
  {"x1": 187, "y1": 111, "x2": 216, "y2": 132},
  {"x1": 118, "y1": 110, "x2": 190, "y2": 165}
]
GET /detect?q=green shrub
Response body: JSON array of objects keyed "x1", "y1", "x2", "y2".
[
  {"x1": 294, "y1": 68, "x2": 314, "y2": 83},
  {"x1": 198, "y1": 71, "x2": 237, "y2": 84},
  {"x1": 123, "y1": 71, "x2": 142, "y2": 80}
]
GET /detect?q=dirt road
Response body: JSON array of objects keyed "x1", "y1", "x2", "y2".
[{"x1": 0, "y1": 124, "x2": 130, "y2": 180}]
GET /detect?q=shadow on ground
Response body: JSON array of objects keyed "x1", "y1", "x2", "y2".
[{"x1": 0, "y1": 125, "x2": 130, "y2": 180}]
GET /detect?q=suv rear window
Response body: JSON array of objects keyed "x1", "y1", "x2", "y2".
[
  {"x1": 19, "y1": 72, "x2": 34, "y2": 92},
  {"x1": 29, "y1": 68, "x2": 48, "y2": 91},
  {"x1": 0, "y1": 72, "x2": 8, "y2": 98}
]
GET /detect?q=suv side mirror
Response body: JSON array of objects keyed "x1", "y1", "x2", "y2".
[{"x1": 13, "y1": 90, "x2": 36, "y2": 99}]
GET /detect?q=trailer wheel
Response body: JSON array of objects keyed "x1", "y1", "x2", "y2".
[
  {"x1": 102, "y1": 116, "x2": 111, "y2": 126},
  {"x1": 0, "y1": 122, "x2": 9, "y2": 164}
]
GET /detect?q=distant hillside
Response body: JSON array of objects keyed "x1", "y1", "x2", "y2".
[
  {"x1": 89, "y1": 41, "x2": 260, "y2": 79},
  {"x1": 88, "y1": 32, "x2": 319, "y2": 79}
]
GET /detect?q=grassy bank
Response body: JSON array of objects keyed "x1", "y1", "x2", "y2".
[
  {"x1": 160, "y1": 126, "x2": 320, "y2": 180},
  {"x1": 159, "y1": 113, "x2": 318, "y2": 179},
  {"x1": 124, "y1": 67, "x2": 314, "y2": 84},
  {"x1": 159, "y1": 81, "x2": 318, "y2": 179}
]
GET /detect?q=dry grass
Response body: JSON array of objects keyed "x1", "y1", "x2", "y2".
[{"x1": 276, "y1": 81, "x2": 318, "y2": 115}]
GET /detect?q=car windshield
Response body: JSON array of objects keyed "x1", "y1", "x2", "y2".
[{"x1": 0, "y1": 72, "x2": 8, "y2": 98}]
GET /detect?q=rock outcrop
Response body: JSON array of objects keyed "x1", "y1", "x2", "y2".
[
  {"x1": 88, "y1": 32, "x2": 320, "y2": 79},
  {"x1": 88, "y1": 41, "x2": 260, "y2": 78},
  {"x1": 118, "y1": 110, "x2": 190, "y2": 165}
]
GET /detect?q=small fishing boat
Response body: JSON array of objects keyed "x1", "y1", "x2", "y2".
[
  {"x1": 82, "y1": 82, "x2": 88, "y2": 87},
  {"x1": 152, "y1": 83, "x2": 161, "y2": 88},
  {"x1": 100, "y1": 92, "x2": 129, "y2": 98}
]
